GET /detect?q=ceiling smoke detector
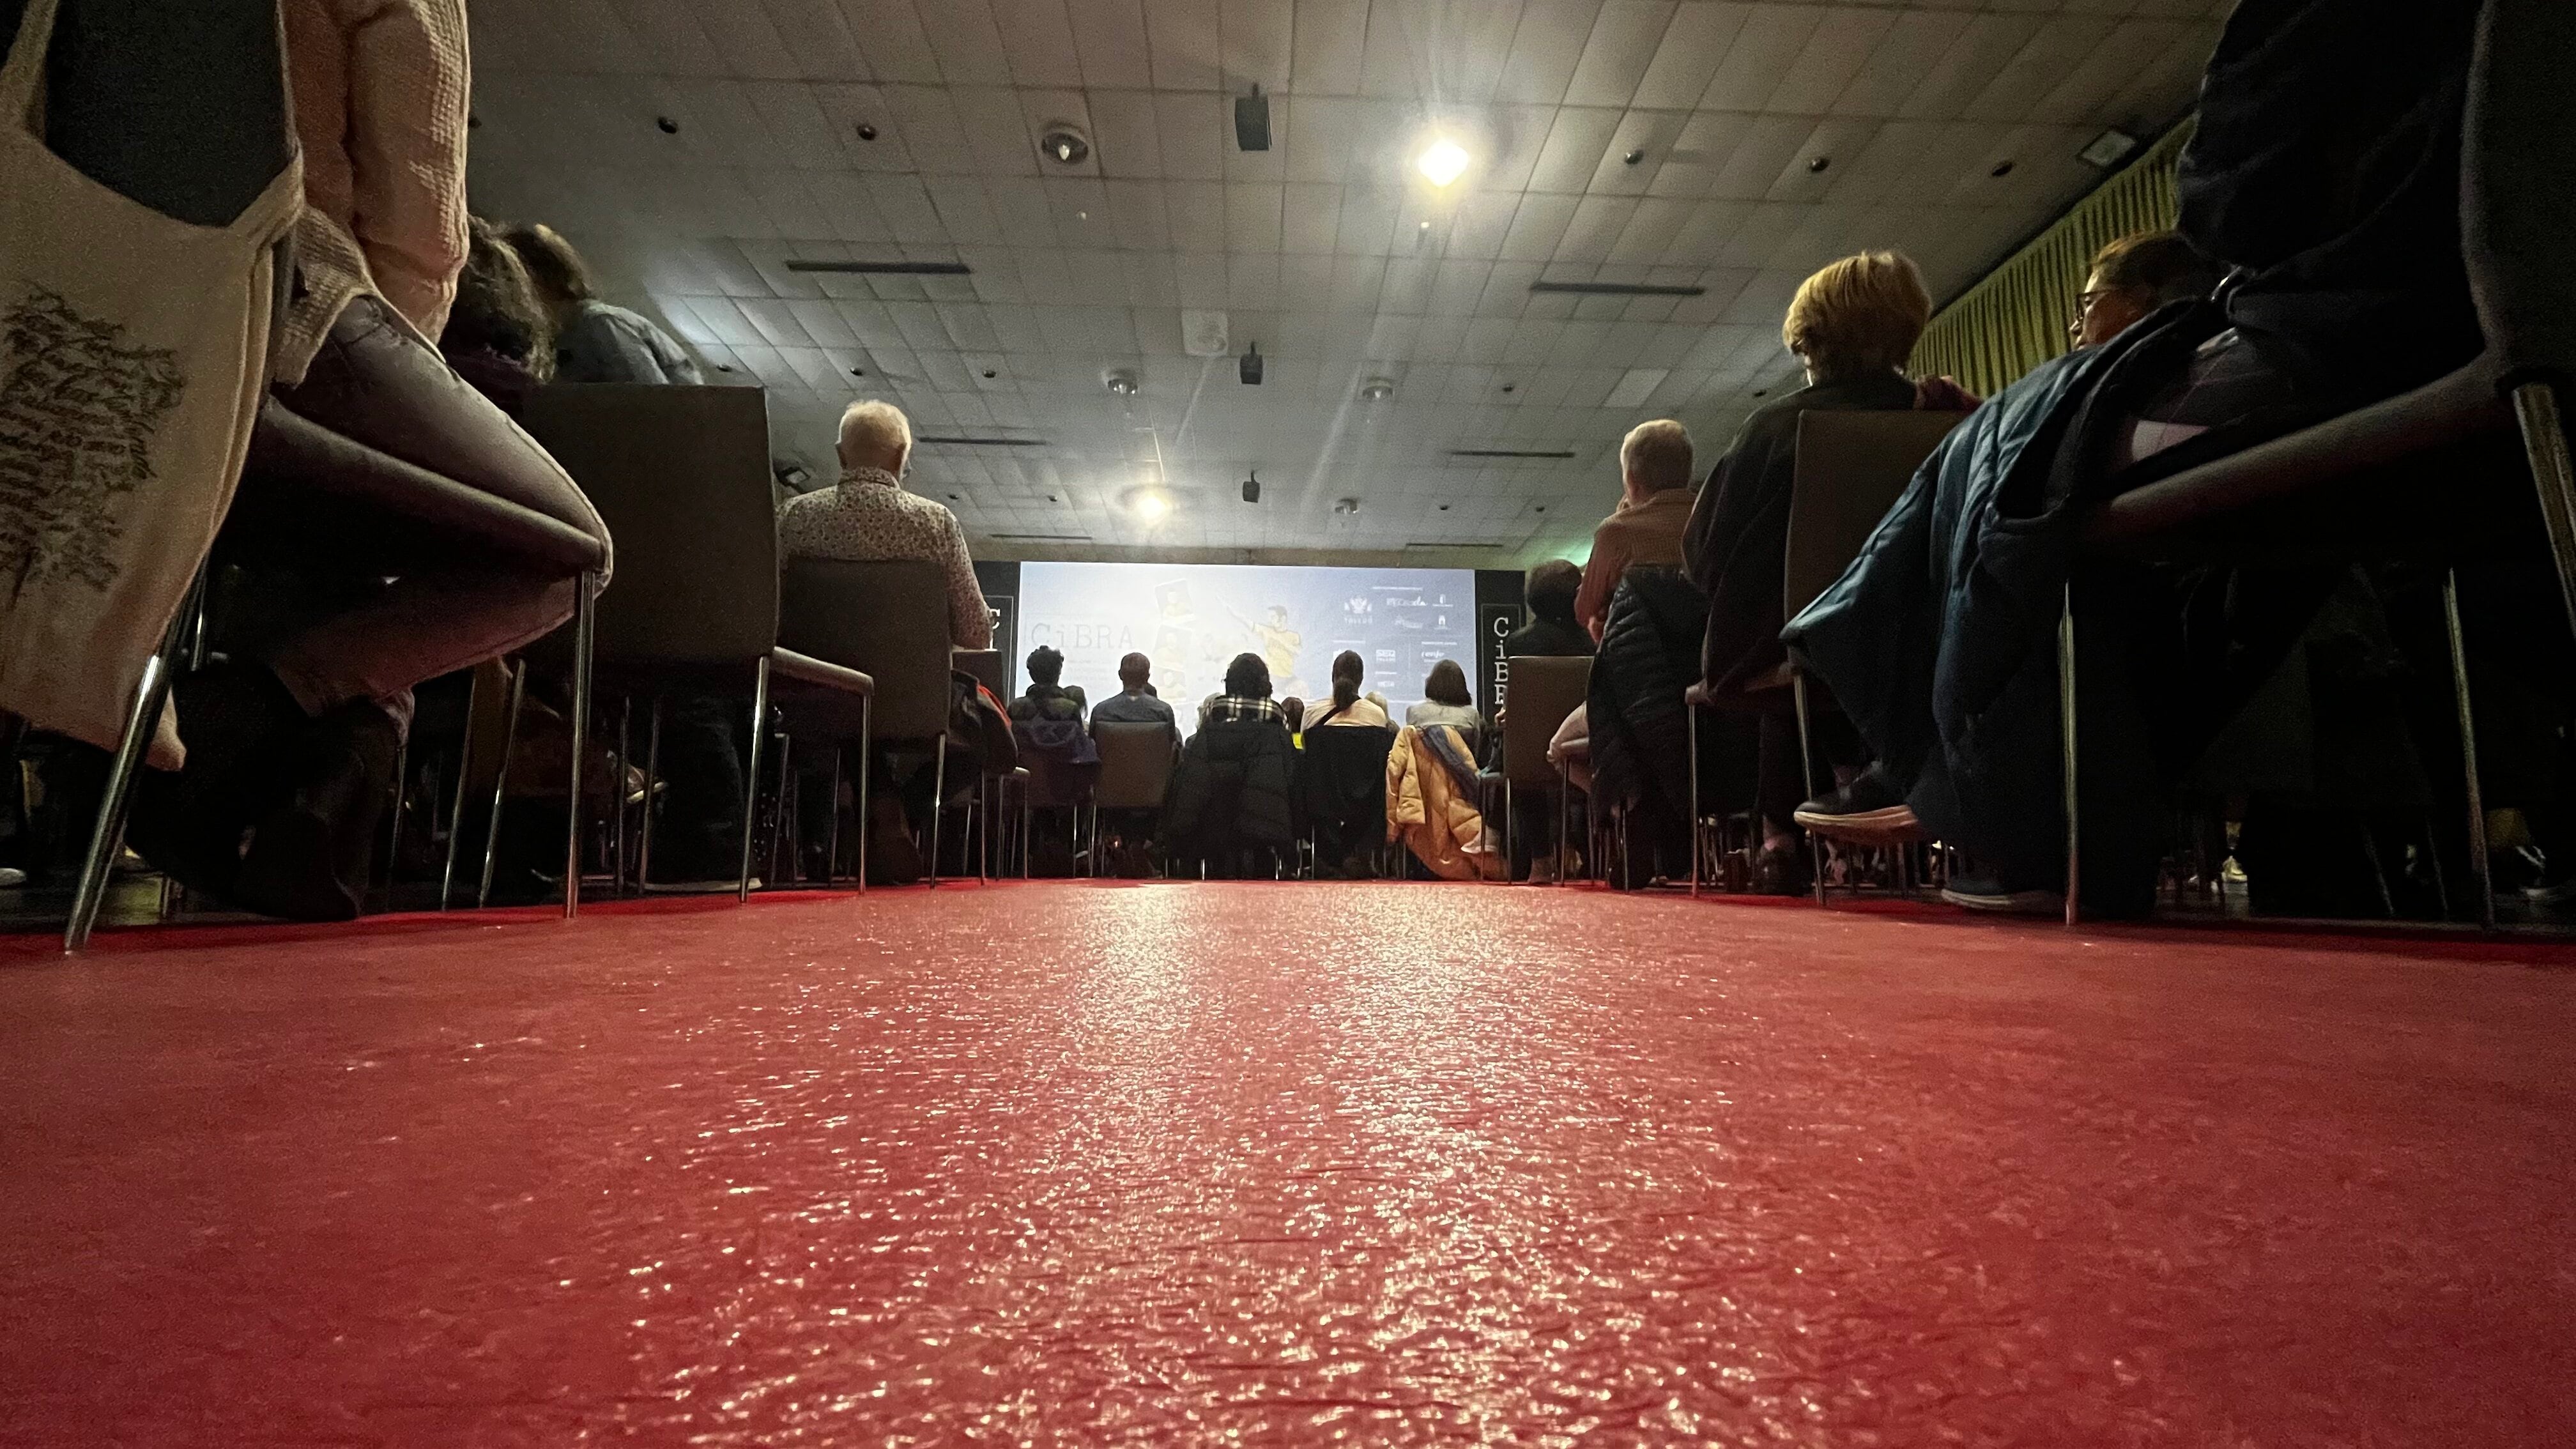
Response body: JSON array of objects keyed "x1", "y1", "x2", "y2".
[{"x1": 1038, "y1": 125, "x2": 1091, "y2": 166}]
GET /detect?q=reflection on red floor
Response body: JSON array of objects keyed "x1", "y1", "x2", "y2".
[{"x1": 3, "y1": 884, "x2": 2571, "y2": 1445}]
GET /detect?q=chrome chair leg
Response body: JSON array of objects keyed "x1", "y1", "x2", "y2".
[
  {"x1": 1793, "y1": 671, "x2": 1825, "y2": 908},
  {"x1": 737, "y1": 656, "x2": 770, "y2": 903},
  {"x1": 65, "y1": 592, "x2": 197, "y2": 953},
  {"x1": 440, "y1": 668, "x2": 481, "y2": 911},
  {"x1": 563, "y1": 571, "x2": 595, "y2": 919},
  {"x1": 1687, "y1": 700, "x2": 1700, "y2": 897},
  {"x1": 613, "y1": 697, "x2": 632, "y2": 898},
  {"x1": 2513, "y1": 379, "x2": 2576, "y2": 642},
  {"x1": 378, "y1": 738, "x2": 408, "y2": 914},
  {"x1": 2058, "y1": 585, "x2": 2081, "y2": 928},
  {"x1": 928, "y1": 735, "x2": 946, "y2": 887},
  {"x1": 823, "y1": 744, "x2": 843, "y2": 888},
  {"x1": 2442, "y1": 569, "x2": 2496, "y2": 930},
  {"x1": 855, "y1": 695, "x2": 870, "y2": 894},
  {"x1": 477, "y1": 661, "x2": 528, "y2": 908},
  {"x1": 636, "y1": 698, "x2": 663, "y2": 893}
]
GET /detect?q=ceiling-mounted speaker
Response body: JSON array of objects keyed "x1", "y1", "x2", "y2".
[
  {"x1": 1239, "y1": 342, "x2": 1262, "y2": 385},
  {"x1": 1241, "y1": 470, "x2": 1261, "y2": 503},
  {"x1": 1181, "y1": 309, "x2": 1229, "y2": 357},
  {"x1": 1234, "y1": 84, "x2": 1271, "y2": 151}
]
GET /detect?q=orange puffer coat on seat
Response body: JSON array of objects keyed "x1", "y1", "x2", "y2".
[{"x1": 1386, "y1": 724, "x2": 1506, "y2": 882}]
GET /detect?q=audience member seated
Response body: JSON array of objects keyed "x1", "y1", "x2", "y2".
[
  {"x1": 1682, "y1": 250, "x2": 1970, "y2": 893},
  {"x1": 1785, "y1": 0, "x2": 2489, "y2": 917},
  {"x1": 2069, "y1": 231, "x2": 2223, "y2": 353},
  {"x1": 129, "y1": 0, "x2": 613, "y2": 921},
  {"x1": 1307, "y1": 652, "x2": 1391, "y2": 730},
  {"x1": 1091, "y1": 652, "x2": 1176, "y2": 728},
  {"x1": 438, "y1": 217, "x2": 553, "y2": 415},
  {"x1": 1405, "y1": 661, "x2": 1483, "y2": 752},
  {"x1": 1502, "y1": 562, "x2": 1592, "y2": 663},
  {"x1": 1498, "y1": 561, "x2": 1593, "y2": 880},
  {"x1": 777, "y1": 399, "x2": 996, "y2": 877},
  {"x1": 1087, "y1": 652, "x2": 1176, "y2": 876},
  {"x1": 1575, "y1": 420, "x2": 1697, "y2": 642},
  {"x1": 1165, "y1": 654, "x2": 1296, "y2": 878},
  {"x1": 503, "y1": 222, "x2": 703, "y2": 386},
  {"x1": 1389, "y1": 713, "x2": 1505, "y2": 882},
  {"x1": 1009, "y1": 646, "x2": 1085, "y2": 723}
]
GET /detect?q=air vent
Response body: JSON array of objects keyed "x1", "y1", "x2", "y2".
[
  {"x1": 785, "y1": 260, "x2": 972, "y2": 275},
  {"x1": 1449, "y1": 448, "x2": 1576, "y2": 460},
  {"x1": 1527, "y1": 280, "x2": 1703, "y2": 297},
  {"x1": 915, "y1": 435, "x2": 1045, "y2": 447},
  {"x1": 990, "y1": 532, "x2": 1091, "y2": 542}
]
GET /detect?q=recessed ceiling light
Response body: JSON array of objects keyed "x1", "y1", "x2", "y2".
[
  {"x1": 855, "y1": 123, "x2": 878, "y2": 141},
  {"x1": 1416, "y1": 138, "x2": 1469, "y2": 187},
  {"x1": 1360, "y1": 378, "x2": 1395, "y2": 402},
  {"x1": 1989, "y1": 160, "x2": 2015, "y2": 178},
  {"x1": 1805, "y1": 155, "x2": 1830, "y2": 174},
  {"x1": 656, "y1": 116, "x2": 679, "y2": 135},
  {"x1": 1132, "y1": 490, "x2": 1172, "y2": 524},
  {"x1": 2078, "y1": 127, "x2": 2140, "y2": 169}
]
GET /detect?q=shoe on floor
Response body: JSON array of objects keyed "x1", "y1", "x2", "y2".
[
  {"x1": 1524, "y1": 857, "x2": 1560, "y2": 884},
  {"x1": 2522, "y1": 857, "x2": 2575, "y2": 908},
  {"x1": 1941, "y1": 874, "x2": 2063, "y2": 914},
  {"x1": 125, "y1": 663, "x2": 307, "y2": 901},
  {"x1": 229, "y1": 700, "x2": 401, "y2": 922},
  {"x1": 1752, "y1": 839, "x2": 1811, "y2": 896},
  {"x1": 1793, "y1": 766, "x2": 1922, "y2": 842}
]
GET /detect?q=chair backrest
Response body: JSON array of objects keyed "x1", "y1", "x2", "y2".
[
  {"x1": 953, "y1": 648, "x2": 1005, "y2": 699},
  {"x1": 1786, "y1": 410, "x2": 1960, "y2": 618},
  {"x1": 1087, "y1": 716, "x2": 1179, "y2": 804},
  {"x1": 1501, "y1": 655, "x2": 1591, "y2": 785},
  {"x1": 779, "y1": 557, "x2": 951, "y2": 741},
  {"x1": 2462, "y1": 0, "x2": 2576, "y2": 384},
  {"x1": 519, "y1": 384, "x2": 777, "y2": 670},
  {"x1": 1091, "y1": 721, "x2": 1177, "y2": 808}
]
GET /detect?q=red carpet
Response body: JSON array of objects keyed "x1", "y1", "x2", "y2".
[{"x1": 3, "y1": 884, "x2": 2570, "y2": 1445}]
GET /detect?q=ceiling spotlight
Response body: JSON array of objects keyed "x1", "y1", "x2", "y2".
[
  {"x1": 1039, "y1": 125, "x2": 1091, "y2": 166},
  {"x1": 1805, "y1": 155, "x2": 1831, "y2": 174},
  {"x1": 2078, "y1": 127, "x2": 2140, "y2": 169},
  {"x1": 1105, "y1": 369, "x2": 1137, "y2": 397},
  {"x1": 1133, "y1": 490, "x2": 1172, "y2": 524},
  {"x1": 1416, "y1": 138, "x2": 1469, "y2": 187},
  {"x1": 1332, "y1": 497, "x2": 1361, "y2": 516},
  {"x1": 1360, "y1": 378, "x2": 1395, "y2": 402}
]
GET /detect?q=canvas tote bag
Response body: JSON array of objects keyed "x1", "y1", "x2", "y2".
[{"x1": 0, "y1": 0, "x2": 300, "y2": 768}]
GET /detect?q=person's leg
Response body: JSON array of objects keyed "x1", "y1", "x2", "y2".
[{"x1": 648, "y1": 693, "x2": 746, "y2": 884}]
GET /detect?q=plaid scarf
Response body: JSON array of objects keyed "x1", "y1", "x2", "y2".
[{"x1": 1202, "y1": 694, "x2": 1286, "y2": 727}]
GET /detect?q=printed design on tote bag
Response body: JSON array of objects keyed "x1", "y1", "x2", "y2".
[{"x1": 0, "y1": 286, "x2": 187, "y2": 600}]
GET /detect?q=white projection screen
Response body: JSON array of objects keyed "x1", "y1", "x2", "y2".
[{"x1": 1017, "y1": 563, "x2": 1480, "y2": 716}]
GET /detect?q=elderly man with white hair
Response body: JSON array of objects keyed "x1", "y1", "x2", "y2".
[{"x1": 778, "y1": 399, "x2": 993, "y2": 650}]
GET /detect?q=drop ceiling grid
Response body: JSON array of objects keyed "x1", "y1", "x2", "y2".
[{"x1": 465, "y1": 0, "x2": 2223, "y2": 557}]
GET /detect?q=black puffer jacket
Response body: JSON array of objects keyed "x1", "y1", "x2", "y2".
[
  {"x1": 1587, "y1": 565, "x2": 1705, "y2": 850},
  {"x1": 1164, "y1": 718, "x2": 1298, "y2": 857}
]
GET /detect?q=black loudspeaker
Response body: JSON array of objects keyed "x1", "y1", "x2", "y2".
[
  {"x1": 1239, "y1": 342, "x2": 1262, "y2": 385},
  {"x1": 1234, "y1": 86, "x2": 1271, "y2": 151},
  {"x1": 1241, "y1": 472, "x2": 1261, "y2": 503}
]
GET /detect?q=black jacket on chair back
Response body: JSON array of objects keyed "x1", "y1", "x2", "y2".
[{"x1": 1164, "y1": 718, "x2": 1298, "y2": 857}]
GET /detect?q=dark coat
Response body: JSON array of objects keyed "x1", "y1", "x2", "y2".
[
  {"x1": 1586, "y1": 565, "x2": 1705, "y2": 849},
  {"x1": 1163, "y1": 716, "x2": 1298, "y2": 855},
  {"x1": 1501, "y1": 614, "x2": 1591, "y2": 662},
  {"x1": 1683, "y1": 372, "x2": 1918, "y2": 693}
]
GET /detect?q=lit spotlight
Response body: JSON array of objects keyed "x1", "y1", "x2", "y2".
[
  {"x1": 1133, "y1": 490, "x2": 1172, "y2": 524},
  {"x1": 1416, "y1": 138, "x2": 1469, "y2": 187}
]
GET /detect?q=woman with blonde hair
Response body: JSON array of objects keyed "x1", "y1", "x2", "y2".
[{"x1": 1680, "y1": 250, "x2": 1974, "y2": 891}]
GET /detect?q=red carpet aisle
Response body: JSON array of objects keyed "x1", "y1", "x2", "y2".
[{"x1": 2, "y1": 885, "x2": 2571, "y2": 1446}]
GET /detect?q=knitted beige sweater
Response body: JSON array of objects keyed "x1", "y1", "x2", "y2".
[{"x1": 276, "y1": 0, "x2": 470, "y2": 383}]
